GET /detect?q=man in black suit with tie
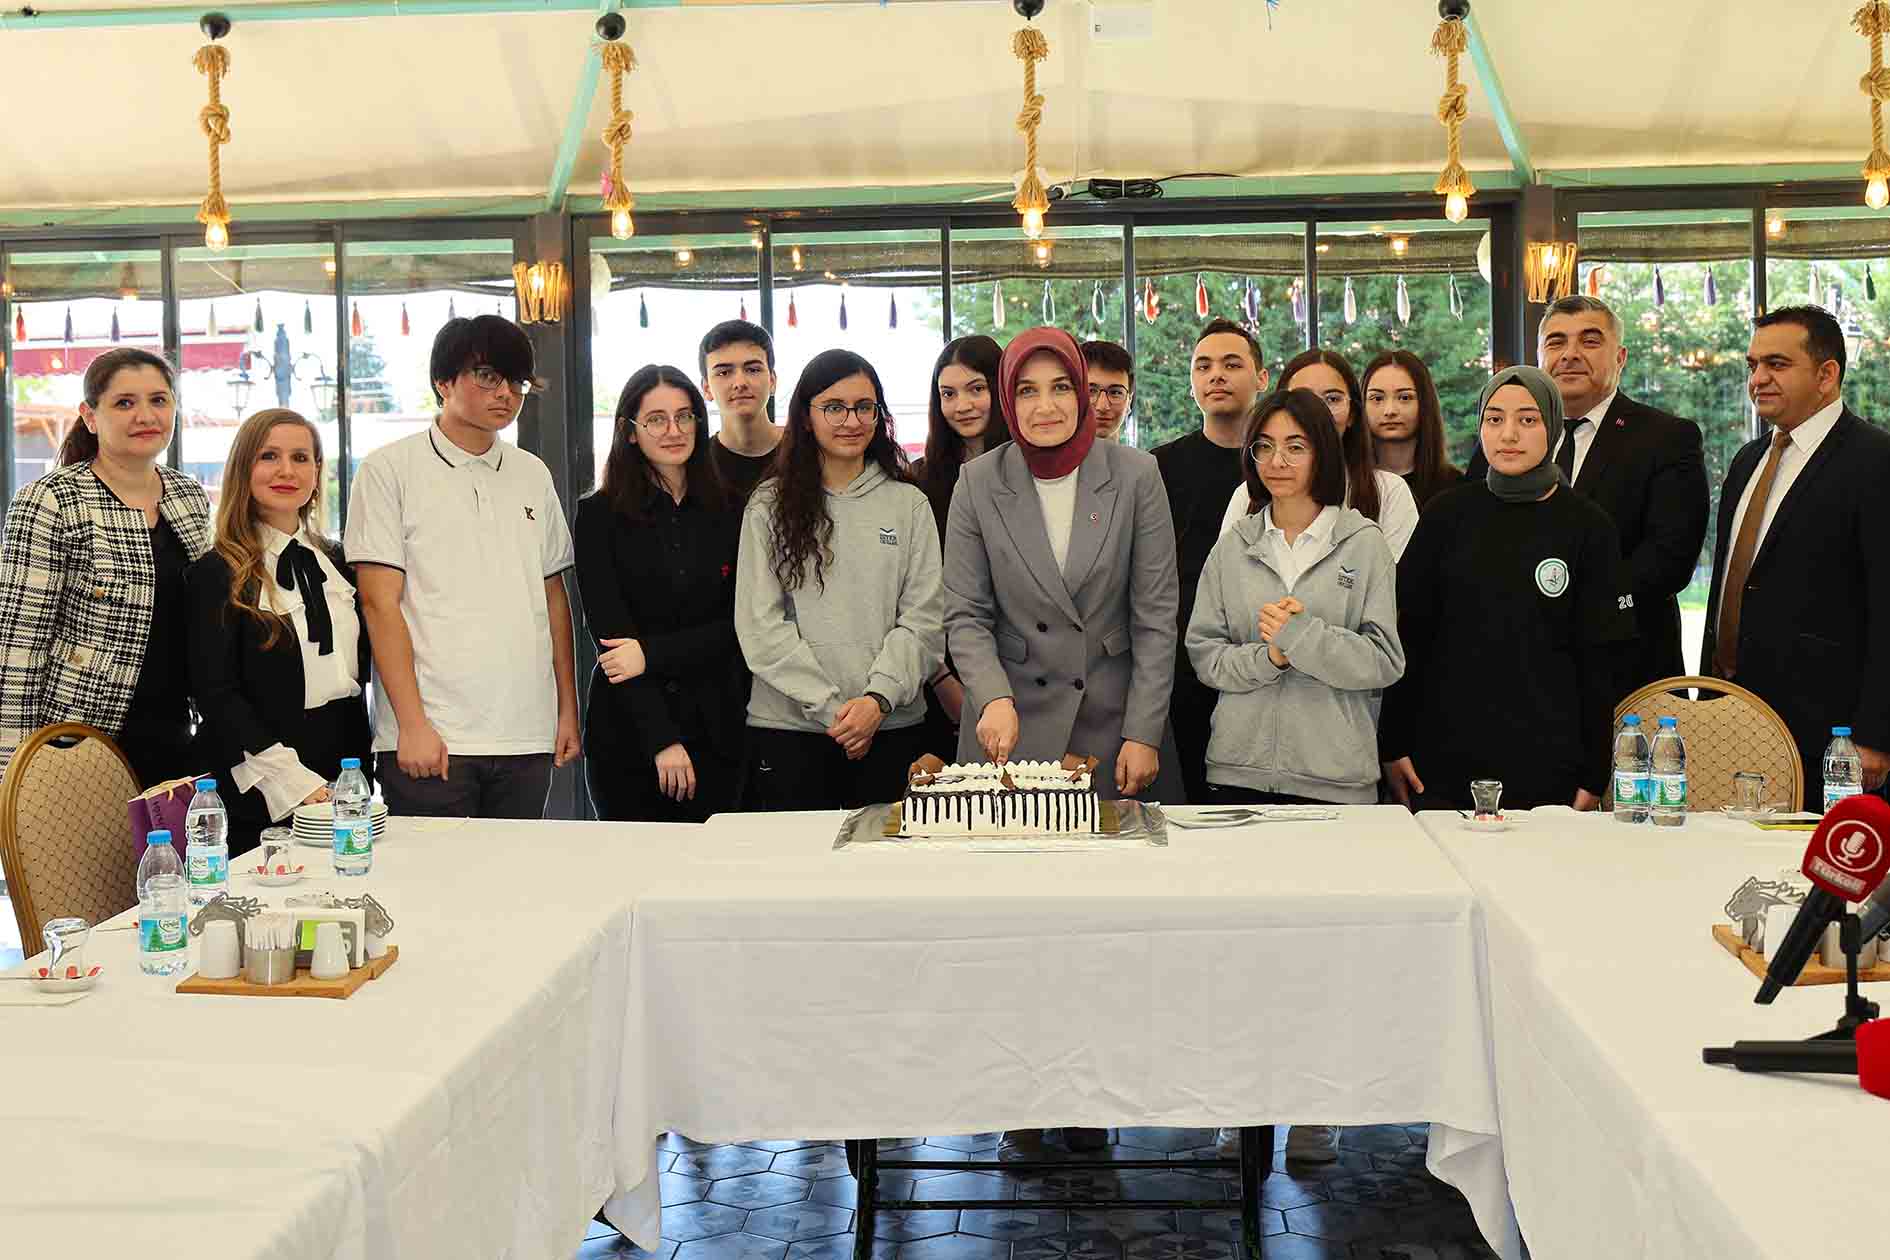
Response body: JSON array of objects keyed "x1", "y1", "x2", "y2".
[
  {"x1": 1469, "y1": 295, "x2": 1710, "y2": 690},
  {"x1": 1702, "y1": 304, "x2": 1890, "y2": 805}
]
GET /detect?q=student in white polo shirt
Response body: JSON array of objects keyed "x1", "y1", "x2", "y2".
[{"x1": 344, "y1": 315, "x2": 581, "y2": 818}]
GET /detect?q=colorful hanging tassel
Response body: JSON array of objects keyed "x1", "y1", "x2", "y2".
[
  {"x1": 1091, "y1": 281, "x2": 1104, "y2": 326},
  {"x1": 448, "y1": 297, "x2": 458, "y2": 321},
  {"x1": 1290, "y1": 280, "x2": 1306, "y2": 325},
  {"x1": 400, "y1": 303, "x2": 411, "y2": 337},
  {"x1": 888, "y1": 292, "x2": 898, "y2": 330},
  {"x1": 739, "y1": 298, "x2": 748, "y2": 322},
  {"x1": 787, "y1": 293, "x2": 798, "y2": 328},
  {"x1": 1395, "y1": 275, "x2": 1411, "y2": 325},
  {"x1": 1869, "y1": 268, "x2": 1879, "y2": 302},
  {"x1": 1195, "y1": 273, "x2": 1209, "y2": 320},
  {"x1": 993, "y1": 283, "x2": 1006, "y2": 330},
  {"x1": 838, "y1": 291, "x2": 849, "y2": 331},
  {"x1": 1586, "y1": 265, "x2": 1603, "y2": 297},
  {"x1": 1704, "y1": 267, "x2": 1718, "y2": 307},
  {"x1": 1448, "y1": 273, "x2": 1464, "y2": 320},
  {"x1": 1042, "y1": 280, "x2": 1055, "y2": 324},
  {"x1": 1808, "y1": 262, "x2": 1819, "y2": 303},
  {"x1": 638, "y1": 293, "x2": 649, "y2": 329},
  {"x1": 252, "y1": 299, "x2": 264, "y2": 333},
  {"x1": 1142, "y1": 278, "x2": 1158, "y2": 324},
  {"x1": 1342, "y1": 276, "x2": 1357, "y2": 324},
  {"x1": 1243, "y1": 277, "x2": 1260, "y2": 324},
  {"x1": 63, "y1": 306, "x2": 73, "y2": 343},
  {"x1": 1653, "y1": 266, "x2": 1666, "y2": 308},
  {"x1": 350, "y1": 302, "x2": 363, "y2": 337},
  {"x1": 110, "y1": 310, "x2": 121, "y2": 343},
  {"x1": 13, "y1": 308, "x2": 23, "y2": 342}
]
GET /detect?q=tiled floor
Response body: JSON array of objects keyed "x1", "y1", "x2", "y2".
[{"x1": 581, "y1": 1128, "x2": 1503, "y2": 1260}]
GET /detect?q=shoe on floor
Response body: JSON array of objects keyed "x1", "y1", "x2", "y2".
[
  {"x1": 1063, "y1": 1127, "x2": 1108, "y2": 1151},
  {"x1": 1285, "y1": 1124, "x2": 1342, "y2": 1164}
]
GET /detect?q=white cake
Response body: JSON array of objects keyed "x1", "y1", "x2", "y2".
[{"x1": 899, "y1": 759, "x2": 1102, "y2": 836}]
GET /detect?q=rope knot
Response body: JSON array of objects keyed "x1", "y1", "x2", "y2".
[
  {"x1": 1012, "y1": 26, "x2": 1048, "y2": 64},
  {"x1": 1015, "y1": 95, "x2": 1044, "y2": 137},
  {"x1": 1435, "y1": 84, "x2": 1468, "y2": 127},
  {"x1": 602, "y1": 113, "x2": 634, "y2": 149},
  {"x1": 200, "y1": 103, "x2": 231, "y2": 144},
  {"x1": 1863, "y1": 66, "x2": 1890, "y2": 102}
]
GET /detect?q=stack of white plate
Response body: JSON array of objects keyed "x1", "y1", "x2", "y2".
[{"x1": 291, "y1": 800, "x2": 391, "y2": 847}]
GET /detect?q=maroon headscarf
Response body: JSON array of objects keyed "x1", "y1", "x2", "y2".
[{"x1": 998, "y1": 326, "x2": 1096, "y2": 481}]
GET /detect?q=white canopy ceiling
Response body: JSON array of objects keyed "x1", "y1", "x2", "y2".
[{"x1": 0, "y1": 0, "x2": 1877, "y2": 213}]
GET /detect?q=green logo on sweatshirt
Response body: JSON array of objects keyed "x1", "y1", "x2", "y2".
[{"x1": 1535, "y1": 558, "x2": 1569, "y2": 598}]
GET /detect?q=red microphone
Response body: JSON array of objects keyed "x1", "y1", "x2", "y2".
[
  {"x1": 1704, "y1": 1017, "x2": 1890, "y2": 1099},
  {"x1": 1756, "y1": 794, "x2": 1890, "y2": 1004}
]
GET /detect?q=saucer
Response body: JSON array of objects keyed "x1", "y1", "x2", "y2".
[
  {"x1": 247, "y1": 863, "x2": 307, "y2": 886},
  {"x1": 33, "y1": 964, "x2": 102, "y2": 993},
  {"x1": 1461, "y1": 815, "x2": 1515, "y2": 833}
]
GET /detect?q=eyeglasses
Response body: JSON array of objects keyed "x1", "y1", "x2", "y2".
[
  {"x1": 1249, "y1": 438, "x2": 1313, "y2": 466},
  {"x1": 813, "y1": 399, "x2": 885, "y2": 425},
  {"x1": 634, "y1": 411, "x2": 698, "y2": 434},
  {"x1": 467, "y1": 366, "x2": 534, "y2": 396},
  {"x1": 1088, "y1": 385, "x2": 1131, "y2": 403}
]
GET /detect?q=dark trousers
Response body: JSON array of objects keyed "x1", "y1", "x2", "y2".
[
  {"x1": 587, "y1": 746, "x2": 740, "y2": 824},
  {"x1": 1169, "y1": 669, "x2": 1217, "y2": 806},
  {"x1": 1203, "y1": 783, "x2": 1329, "y2": 807},
  {"x1": 118, "y1": 716, "x2": 196, "y2": 793},
  {"x1": 376, "y1": 752, "x2": 553, "y2": 819},
  {"x1": 741, "y1": 723, "x2": 929, "y2": 811}
]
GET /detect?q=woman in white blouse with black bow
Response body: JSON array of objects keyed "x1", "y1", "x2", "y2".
[{"x1": 187, "y1": 409, "x2": 371, "y2": 855}]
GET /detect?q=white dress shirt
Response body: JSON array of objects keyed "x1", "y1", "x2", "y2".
[
  {"x1": 230, "y1": 524, "x2": 364, "y2": 821},
  {"x1": 1219, "y1": 468, "x2": 1417, "y2": 560},
  {"x1": 1558, "y1": 389, "x2": 1615, "y2": 483},
  {"x1": 1713, "y1": 398, "x2": 1844, "y2": 638},
  {"x1": 1035, "y1": 468, "x2": 1080, "y2": 571},
  {"x1": 1260, "y1": 504, "x2": 1339, "y2": 591}
]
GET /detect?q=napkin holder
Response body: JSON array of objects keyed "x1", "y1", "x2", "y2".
[{"x1": 287, "y1": 906, "x2": 365, "y2": 970}]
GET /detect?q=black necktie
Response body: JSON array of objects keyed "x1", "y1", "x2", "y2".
[
  {"x1": 1555, "y1": 419, "x2": 1586, "y2": 482},
  {"x1": 276, "y1": 539, "x2": 334, "y2": 657}
]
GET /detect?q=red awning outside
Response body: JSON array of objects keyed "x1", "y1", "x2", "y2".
[{"x1": 8, "y1": 339, "x2": 246, "y2": 376}]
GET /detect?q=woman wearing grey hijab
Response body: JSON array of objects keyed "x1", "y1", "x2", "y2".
[{"x1": 1379, "y1": 365, "x2": 1638, "y2": 812}]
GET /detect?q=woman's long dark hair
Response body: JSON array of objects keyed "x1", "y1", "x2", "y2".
[
  {"x1": 1280, "y1": 348, "x2": 1382, "y2": 523},
  {"x1": 766, "y1": 348, "x2": 909, "y2": 593},
  {"x1": 918, "y1": 336, "x2": 1006, "y2": 508},
  {"x1": 595, "y1": 364, "x2": 727, "y2": 520},
  {"x1": 61, "y1": 348, "x2": 177, "y2": 466},
  {"x1": 1362, "y1": 349, "x2": 1457, "y2": 508},
  {"x1": 1240, "y1": 389, "x2": 1348, "y2": 518}
]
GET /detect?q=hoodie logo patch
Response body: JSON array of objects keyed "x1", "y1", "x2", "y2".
[
  {"x1": 878, "y1": 527, "x2": 898, "y2": 547},
  {"x1": 1337, "y1": 565, "x2": 1356, "y2": 590},
  {"x1": 1535, "y1": 558, "x2": 1570, "y2": 598}
]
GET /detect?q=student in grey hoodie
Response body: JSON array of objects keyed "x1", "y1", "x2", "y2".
[
  {"x1": 1186, "y1": 388, "x2": 1404, "y2": 807},
  {"x1": 735, "y1": 349, "x2": 944, "y2": 810}
]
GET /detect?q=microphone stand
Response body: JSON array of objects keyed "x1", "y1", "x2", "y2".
[
  {"x1": 1705, "y1": 912, "x2": 1883, "y2": 1074},
  {"x1": 1810, "y1": 912, "x2": 1882, "y2": 1042}
]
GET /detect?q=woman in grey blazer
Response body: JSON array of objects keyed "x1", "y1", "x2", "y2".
[{"x1": 942, "y1": 326, "x2": 1181, "y2": 800}]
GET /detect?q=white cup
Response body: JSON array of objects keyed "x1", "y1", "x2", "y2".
[
  {"x1": 1763, "y1": 904, "x2": 1798, "y2": 961},
  {"x1": 199, "y1": 919, "x2": 241, "y2": 980},
  {"x1": 310, "y1": 922, "x2": 350, "y2": 980},
  {"x1": 365, "y1": 932, "x2": 390, "y2": 961}
]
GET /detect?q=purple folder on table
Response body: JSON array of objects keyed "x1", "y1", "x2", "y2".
[{"x1": 129, "y1": 776, "x2": 202, "y2": 861}]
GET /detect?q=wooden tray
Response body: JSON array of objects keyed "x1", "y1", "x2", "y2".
[
  {"x1": 176, "y1": 946, "x2": 399, "y2": 999},
  {"x1": 883, "y1": 799, "x2": 1120, "y2": 837},
  {"x1": 1711, "y1": 925, "x2": 1890, "y2": 986}
]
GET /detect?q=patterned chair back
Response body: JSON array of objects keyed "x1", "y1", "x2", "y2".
[
  {"x1": 1607, "y1": 676, "x2": 1805, "y2": 813},
  {"x1": 0, "y1": 723, "x2": 140, "y2": 948}
]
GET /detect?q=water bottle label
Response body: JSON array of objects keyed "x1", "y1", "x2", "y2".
[
  {"x1": 187, "y1": 853, "x2": 227, "y2": 886},
  {"x1": 1824, "y1": 784, "x2": 1862, "y2": 812},
  {"x1": 1655, "y1": 774, "x2": 1688, "y2": 807},
  {"x1": 334, "y1": 819, "x2": 372, "y2": 857},
  {"x1": 139, "y1": 914, "x2": 187, "y2": 953},
  {"x1": 1614, "y1": 772, "x2": 1648, "y2": 804}
]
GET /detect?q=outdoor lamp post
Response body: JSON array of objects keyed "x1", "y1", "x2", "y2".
[{"x1": 229, "y1": 321, "x2": 333, "y2": 417}]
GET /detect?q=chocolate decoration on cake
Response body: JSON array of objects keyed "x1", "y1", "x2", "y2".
[
  {"x1": 909, "y1": 753, "x2": 947, "y2": 787},
  {"x1": 1060, "y1": 752, "x2": 1101, "y2": 781}
]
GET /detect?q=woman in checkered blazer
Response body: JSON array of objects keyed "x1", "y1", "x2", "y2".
[{"x1": 0, "y1": 348, "x2": 213, "y2": 788}]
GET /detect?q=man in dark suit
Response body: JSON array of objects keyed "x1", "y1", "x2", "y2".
[
  {"x1": 1468, "y1": 295, "x2": 1709, "y2": 689},
  {"x1": 1702, "y1": 304, "x2": 1890, "y2": 806}
]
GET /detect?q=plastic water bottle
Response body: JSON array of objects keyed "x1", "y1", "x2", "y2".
[
  {"x1": 332, "y1": 758, "x2": 373, "y2": 877},
  {"x1": 184, "y1": 777, "x2": 230, "y2": 906},
  {"x1": 1612, "y1": 715, "x2": 1652, "y2": 825},
  {"x1": 137, "y1": 830, "x2": 190, "y2": 976},
  {"x1": 1650, "y1": 716, "x2": 1688, "y2": 828},
  {"x1": 1824, "y1": 727, "x2": 1864, "y2": 814}
]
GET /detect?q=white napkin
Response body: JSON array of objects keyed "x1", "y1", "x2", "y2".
[{"x1": 0, "y1": 983, "x2": 90, "y2": 1007}]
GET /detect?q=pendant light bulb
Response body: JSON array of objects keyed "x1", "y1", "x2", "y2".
[
  {"x1": 1868, "y1": 175, "x2": 1890, "y2": 211},
  {"x1": 609, "y1": 208, "x2": 635, "y2": 240},
  {"x1": 1444, "y1": 191, "x2": 1469, "y2": 224},
  {"x1": 1020, "y1": 206, "x2": 1046, "y2": 240},
  {"x1": 203, "y1": 219, "x2": 230, "y2": 251}
]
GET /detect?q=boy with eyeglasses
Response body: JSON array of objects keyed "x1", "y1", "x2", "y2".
[
  {"x1": 346, "y1": 314, "x2": 580, "y2": 818},
  {"x1": 1080, "y1": 339, "x2": 1136, "y2": 442}
]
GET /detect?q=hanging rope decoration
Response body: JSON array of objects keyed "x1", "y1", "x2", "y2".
[
  {"x1": 1430, "y1": 10, "x2": 1474, "y2": 223},
  {"x1": 193, "y1": 20, "x2": 234, "y2": 250},
  {"x1": 598, "y1": 16, "x2": 639, "y2": 239},
  {"x1": 1011, "y1": 17, "x2": 1051, "y2": 239},
  {"x1": 1855, "y1": 2, "x2": 1890, "y2": 208}
]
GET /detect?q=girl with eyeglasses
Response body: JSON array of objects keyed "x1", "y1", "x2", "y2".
[
  {"x1": 734, "y1": 349, "x2": 944, "y2": 810},
  {"x1": 575, "y1": 365, "x2": 746, "y2": 822},
  {"x1": 1187, "y1": 388, "x2": 1403, "y2": 807}
]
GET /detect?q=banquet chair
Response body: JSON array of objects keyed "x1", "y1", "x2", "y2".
[
  {"x1": 0, "y1": 722, "x2": 141, "y2": 948},
  {"x1": 1608, "y1": 676, "x2": 1804, "y2": 813}
]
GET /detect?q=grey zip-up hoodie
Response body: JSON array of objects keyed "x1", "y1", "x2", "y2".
[
  {"x1": 1185, "y1": 505, "x2": 1404, "y2": 802},
  {"x1": 736, "y1": 464, "x2": 945, "y2": 733}
]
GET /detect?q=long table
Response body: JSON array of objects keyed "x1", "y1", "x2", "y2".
[
  {"x1": 0, "y1": 819, "x2": 648, "y2": 1260},
  {"x1": 1420, "y1": 807, "x2": 1888, "y2": 1260},
  {"x1": 605, "y1": 805, "x2": 1520, "y2": 1258}
]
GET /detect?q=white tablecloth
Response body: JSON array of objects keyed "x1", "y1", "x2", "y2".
[
  {"x1": 0, "y1": 819, "x2": 647, "y2": 1260},
  {"x1": 1421, "y1": 807, "x2": 1889, "y2": 1260},
  {"x1": 607, "y1": 805, "x2": 1520, "y2": 1257}
]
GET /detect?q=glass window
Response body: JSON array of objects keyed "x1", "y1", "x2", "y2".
[
  {"x1": 4, "y1": 247, "x2": 162, "y2": 496},
  {"x1": 1315, "y1": 221, "x2": 1493, "y2": 464},
  {"x1": 174, "y1": 242, "x2": 339, "y2": 520},
  {"x1": 948, "y1": 223, "x2": 1129, "y2": 434},
  {"x1": 1761, "y1": 207, "x2": 1890, "y2": 428},
  {"x1": 1578, "y1": 208, "x2": 1755, "y2": 674},
  {"x1": 1127, "y1": 222, "x2": 1305, "y2": 450},
  {"x1": 342, "y1": 238, "x2": 516, "y2": 511},
  {"x1": 587, "y1": 231, "x2": 761, "y2": 482},
  {"x1": 775, "y1": 229, "x2": 942, "y2": 457}
]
